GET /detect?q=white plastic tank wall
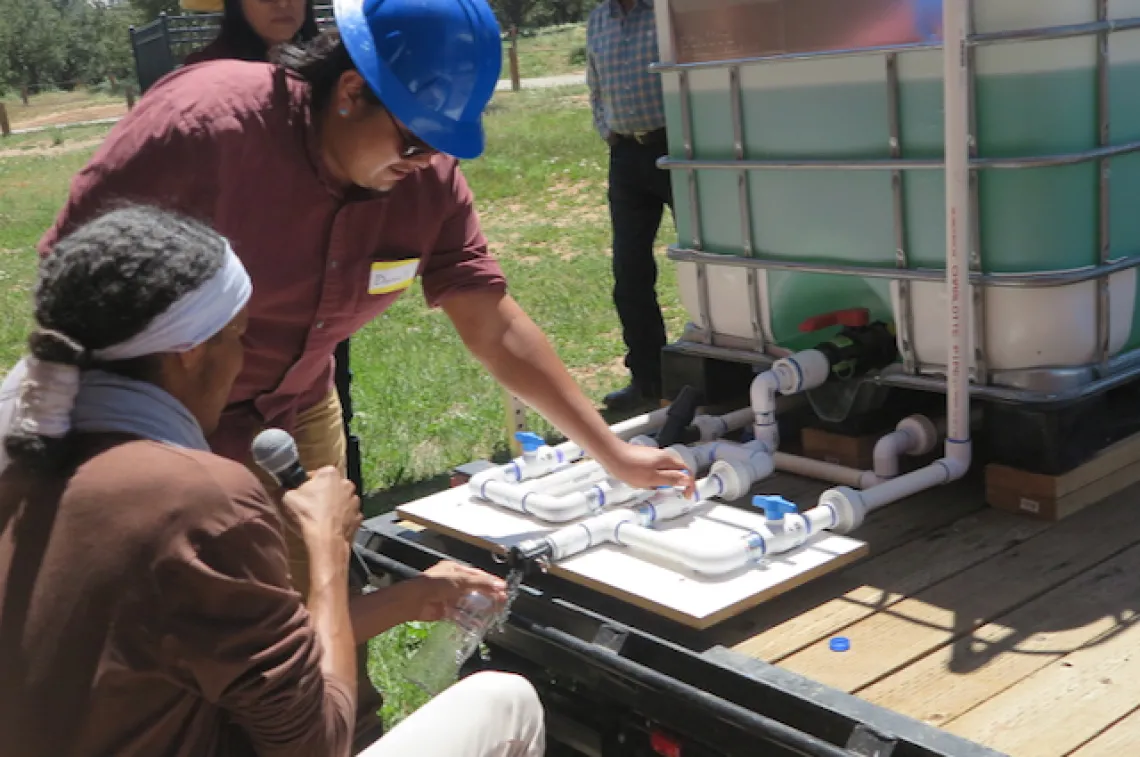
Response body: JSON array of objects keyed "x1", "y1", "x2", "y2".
[{"x1": 656, "y1": 0, "x2": 1140, "y2": 379}]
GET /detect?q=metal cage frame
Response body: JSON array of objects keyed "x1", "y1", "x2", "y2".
[{"x1": 652, "y1": 3, "x2": 1140, "y2": 405}]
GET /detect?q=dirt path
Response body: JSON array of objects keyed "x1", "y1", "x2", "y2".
[
  {"x1": 0, "y1": 136, "x2": 106, "y2": 160},
  {"x1": 8, "y1": 103, "x2": 126, "y2": 132}
]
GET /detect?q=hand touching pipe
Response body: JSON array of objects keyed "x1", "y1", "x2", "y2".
[{"x1": 596, "y1": 441, "x2": 695, "y2": 498}]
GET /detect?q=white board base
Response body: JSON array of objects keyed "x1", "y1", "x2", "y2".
[{"x1": 396, "y1": 486, "x2": 868, "y2": 629}]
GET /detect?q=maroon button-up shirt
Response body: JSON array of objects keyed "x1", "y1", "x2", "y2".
[{"x1": 38, "y1": 59, "x2": 507, "y2": 463}]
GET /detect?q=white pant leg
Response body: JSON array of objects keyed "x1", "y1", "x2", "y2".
[{"x1": 358, "y1": 671, "x2": 546, "y2": 757}]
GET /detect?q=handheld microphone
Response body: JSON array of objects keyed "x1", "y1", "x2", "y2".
[
  {"x1": 252, "y1": 429, "x2": 308, "y2": 490},
  {"x1": 252, "y1": 428, "x2": 372, "y2": 589}
]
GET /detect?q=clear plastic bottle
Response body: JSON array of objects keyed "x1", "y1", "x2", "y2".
[{"x1": 403, "y1": 590, "x2": 496, "y2": 696}]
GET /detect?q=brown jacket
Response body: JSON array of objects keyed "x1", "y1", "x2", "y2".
[{"x1": 0, "y1": 434, "x2": 353, "y2": 757}]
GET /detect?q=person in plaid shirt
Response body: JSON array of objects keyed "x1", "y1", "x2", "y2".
[{"x1": 587, "y1": 0, "x2": 673, "y2": 413}]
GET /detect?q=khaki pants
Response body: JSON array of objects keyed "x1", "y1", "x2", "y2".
[
  {"x1": 358, "y1": 671, "x2": 545, "y2": 757},
  {"x1": 247, "y1": 388, "x2": 386, "y2": 751}
]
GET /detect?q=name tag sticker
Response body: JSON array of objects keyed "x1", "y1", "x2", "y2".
[{"x1": 368, "y1": 259, "x2": 419, "y2": 295}]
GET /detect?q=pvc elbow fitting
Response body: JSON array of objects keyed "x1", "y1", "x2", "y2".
[
  {"x1": 770, "y1": 349, "x2": 831, "y2": 394},
  {"x1": 872, "y1": 414, "x2": 941, "y2": 479},
  {"x1": 940, "y1": 445, "x2": 972, "y2": 482},
  {"x1": 750, "y1": 370, "x2": 779, "y2": 409},
  {"x1": 872, "y1": 431, "x2": 909, "y2": 479},
  {"x1": 468, "y1": 465, "x2": 511, "y2": 495},
  {"x1": 898, "y1": 414, "x2": 939, "y2": 457}
]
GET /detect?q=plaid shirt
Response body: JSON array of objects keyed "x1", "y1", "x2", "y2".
[{"x1": 586, "y1": 0, "x2": 666, "y2": 141}]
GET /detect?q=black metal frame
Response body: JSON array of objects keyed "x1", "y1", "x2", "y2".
[
  {"x1": 128, "y1": 7, "x2": 337, "y2": 94},
  {"x1": 359, "y1": 512, "x2": 1008, "y2": 757}
]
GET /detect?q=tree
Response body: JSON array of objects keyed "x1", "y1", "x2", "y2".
[
  {"x1": 489, "y1": 0, "x2": 591, "y2": 30},
  {"x1": 0, "y1": 0, "x2": 68, "y2": 92},
  {"x1": 128, "y1": 0, "x2": 180, "y2": 23},
  {"x1": 0, "y1": 0, "x2": 138, "y2": 93}
]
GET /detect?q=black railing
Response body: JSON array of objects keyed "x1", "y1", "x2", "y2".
[{"x1": 129, "y1": 6, "x2": 337, "y2": 92}]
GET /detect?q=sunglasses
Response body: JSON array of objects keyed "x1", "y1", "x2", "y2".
[{"x1": 388, "y1": 112, "x2": 435, "y2": 158}]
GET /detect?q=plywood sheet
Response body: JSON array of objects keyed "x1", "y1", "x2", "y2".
[
  {"x1": 396, "y1": 486, "x2": 868, "y2": 629},
  {"x1": 941, "y1": 559, "x2": 1140, "y2": 757},
  {"x1": 730, "y1": 508, "x2": 1047, "y2": 662},
  {"x1": 1068, "y1": 706, "x2": 1140, "y2": 756},
  {"x1": 776, "y1": 487, "x2": 1140, "y2": 692},
  {"x1": 859, "y1": 542, "x2": 1140, "y2": 729}
]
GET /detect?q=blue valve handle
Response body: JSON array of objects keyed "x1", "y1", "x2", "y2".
[
  {"x1": 752, "y1": 495, "x2": 798, "y2": 521},
  {"x1": 514, "y1": 431, "x2": 545, "y2": 453}
]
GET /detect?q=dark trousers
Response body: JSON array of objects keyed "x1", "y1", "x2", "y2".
[{"x1": 608, "y1": 132, "x2": 674, "y2": 391}]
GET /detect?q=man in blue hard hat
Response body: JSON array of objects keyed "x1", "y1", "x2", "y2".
[{"x1": 39, "y1": 0, "x2": 693, "y2": 750}]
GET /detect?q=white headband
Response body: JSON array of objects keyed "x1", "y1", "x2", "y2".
[
  {"x1": 0, "y1": 240, "x2": 252, "y2": 458},
  {"x1": 91, "y1": 241, "x2": 252, "y2": 362}
]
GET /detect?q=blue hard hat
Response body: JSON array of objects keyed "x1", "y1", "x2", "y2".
[{"x1": 333, "y1": 0, "x2": 502, "y2": 160}]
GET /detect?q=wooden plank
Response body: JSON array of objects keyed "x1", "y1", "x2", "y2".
[
  {"x1": 726, "y1": 507, "x2": 1048, "y2": 662},
  {"x1": 1067, "y1": 706, "x2": 1140, "y2": 756},
  {"x1": 858, "y1": 542, "x2": 1140, "y2": 728},
  {"x1": 986, "y1": 430, "x2": 1140, "y2": 500},
  {"x1": 706, "y1": 476, "x2": 988, "y2": 651},
  {"x1": 941, "y1": 559, "x2": 1140, "y2": 756},
  {"x1": 396, "y1": 486, "x2": 868, "y2": 629},
  {"x1": 987, "y1": 458, "x2": 1140, "y2": 522},
  {"x1": 775, "y1": 485, "x2": 1140, "y2": 693},
  {"x1": 801, "y1": 427, "x2": 878, "y2": 469}
]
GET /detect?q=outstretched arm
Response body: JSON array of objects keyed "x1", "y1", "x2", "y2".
[{"x1": 440, "y1": 288, "x2": 692, "y2": 492}]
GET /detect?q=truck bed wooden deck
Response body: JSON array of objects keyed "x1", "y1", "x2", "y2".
[
  {"x1": 387, "y1": 463, "x2": 1140, "y2": 757},
  {"x1": 701, "y1": 471, "x2": 1140, "y2": 757}
]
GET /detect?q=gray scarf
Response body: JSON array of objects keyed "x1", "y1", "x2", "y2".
[{"x1": 70, "y1": 369, "x2": 208, "y2": 451}]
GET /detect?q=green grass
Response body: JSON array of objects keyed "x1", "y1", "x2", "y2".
[
  {"x1": 0, "y1": 83, "x2": 685, "y2": 729},
  {"x1": 502, "y1": 23, "x2": 588, "y2": 80}
]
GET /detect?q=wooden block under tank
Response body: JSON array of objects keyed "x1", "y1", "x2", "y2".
[
  {"x1": 985, "y1": 431, "x2": 1140, "y2": 522},
  {"x1": 800, "y1": 427, "x2": 878, "y2": 470}
]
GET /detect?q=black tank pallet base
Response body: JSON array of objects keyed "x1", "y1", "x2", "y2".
[{"x1": 979, "y1": 380, "x2": 1140, "y2": 476}]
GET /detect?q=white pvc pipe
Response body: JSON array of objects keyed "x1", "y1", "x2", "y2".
[
  {"x1": 544, "y1": 507, "x2": 643, "y2": 560},
  {"x1": 750, "y1": 370, "x2": 781, "y2": 451},
  {"x1": 773, "y1": 451, "x2": 882, "y2": 489},
  {"x1": 941, "y1": 0, "x2": 973, "y2": 479},
  {"x1": 609, "y1": 407, "x2": 670, "y2": 440},
  {"x1": 480, "y1": 477, "x2": 647, "y2": 523},
  {"x1": 872, "y1": 430, "x2": 912, "y2": 480},
  {"x1": 516, "y1": 459, "x2": 608, "y2": 495},
  {"x1": 860, "y1": 462, "x2": 955, "y2": 511},
  {"x1": 749, "y1": 349, "x2": 832, "y2": 451},
  {"x1": 816, "y1": 0, "x2": 975, "y2": 529},
  {"x1": 614, "y1": 523, "x2": 759, "y2": 576},
  {"x1": 691, "y1": 406, "x2": 755, "y2": 442},
  {"x1": 469, "y1": 408, "x2": 671, "y2": 492},
  {"x1": 533, "y1": 465, "x2": 613, "y2": 497}
]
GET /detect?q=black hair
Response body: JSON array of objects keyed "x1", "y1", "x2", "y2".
[
  {"x1": 216, "y1": 0, "x2": 320, "y2": 62},
  {"x1": 273, "y1": 29, "x2": 383, "y2": 116},
  {"x1": 3, "y1": 205, "x2": 227, "y2": 471}
]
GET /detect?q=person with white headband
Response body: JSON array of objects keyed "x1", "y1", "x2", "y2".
[{"x1": 0, "y1": 205, "x2": 545, "y2": 757}]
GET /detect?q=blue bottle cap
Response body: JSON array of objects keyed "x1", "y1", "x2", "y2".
[
  {"x1": 829, "y1": 636, "x2": 851, "y2": 652},
  {"x1": 514, "y1": 431, "x2": 545, "y2": 453},
  {"x1": 751, "y1": 495, "x2": 798, "y2": 520}
]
